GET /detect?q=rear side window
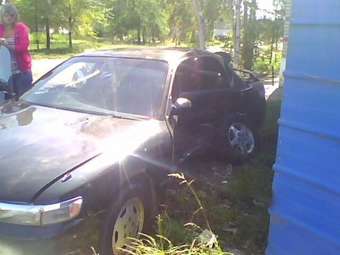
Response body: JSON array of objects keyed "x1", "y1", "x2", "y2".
[
  {"x1": 171, "y1": 56, "x2": 230, "y2": 101},
  {"x1": 171, "y1": 58, "x2": 201, "y2": 100},
  {"x1": 199, "y1": 57, "x2": 229, "y2": 90}
]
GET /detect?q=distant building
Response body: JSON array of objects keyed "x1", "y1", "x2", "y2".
[{"x1": 213, "y1": 21, "x2": 232, "y2": 40}]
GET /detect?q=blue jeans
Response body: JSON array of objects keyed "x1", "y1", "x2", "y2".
[{"x1": 7, "y1": 71, "x2": 33, "y2": 100}]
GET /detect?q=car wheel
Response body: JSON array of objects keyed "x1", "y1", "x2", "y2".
[
  {"x1": 101, "y1": 180, "x2": 154, "y2": 255},
  {"x1": 217, "y1": 116, "x2": 258, "y2": 162}
]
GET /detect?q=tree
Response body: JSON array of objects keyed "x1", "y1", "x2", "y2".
[
  {"x1": 203, "y1": 0, "x2": 232, "y2": 40},
  {"x1": 10, "y1": 0, "x2": 236, "y2": 49},
  {"x1": 165, "y1": 0, "x2": 195, "y2": 45},
  {"x1": 48, "y1": 0, "x2": 98, "y2": 48},
  {"x1": 103, "y1": 0, "x2": 167, "y2": 44},
  {"x1": 241, "y1": 0, "x2": 257, "y2": 70}
]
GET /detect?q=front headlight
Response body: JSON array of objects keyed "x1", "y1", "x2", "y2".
[{"x1": 0, "y1": 197, "x2": 83, "y2": 226}]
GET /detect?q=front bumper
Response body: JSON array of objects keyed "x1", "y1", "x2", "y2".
[{"x1": 0, "y1": 214, "x2": 103, "y2": 255}]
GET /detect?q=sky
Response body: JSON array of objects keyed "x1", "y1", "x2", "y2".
[
  {"x1": 257, "y1": 0, "x2": 274, "y2": 11},
  {"x1": 257, "y1": 0, "x2": 275, "y2": 18}
]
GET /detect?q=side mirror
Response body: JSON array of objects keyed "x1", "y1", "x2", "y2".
[{"x1": 170, "y1": 97, "x2": 192, "y2": 116}]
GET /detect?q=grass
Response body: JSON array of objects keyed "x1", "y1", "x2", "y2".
[
  {"x1": 30, "y1": 39, "x2": 137, "y2": 59},
  {"x1": 29, "y1": 34, "x2": 281, "y2": 79},
  {"x1": 122, "y1": 234, "x2": 232, "y2": 255},
  {"x1": 29, "y1": 34, "x2": 196, "y2": 59}
]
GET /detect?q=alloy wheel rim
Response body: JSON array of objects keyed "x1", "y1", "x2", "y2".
[{"x1": 227, "y1": 122, "x2": 255, "y2": 156}]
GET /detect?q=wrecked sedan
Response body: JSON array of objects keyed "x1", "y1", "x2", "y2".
[{"x1": 0, "y1": 49, "x2": 265, "y2": 255}]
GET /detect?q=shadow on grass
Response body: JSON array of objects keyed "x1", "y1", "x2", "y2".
[{"x1": 30, "y1": 40, "x2": 194, "y2": 59}]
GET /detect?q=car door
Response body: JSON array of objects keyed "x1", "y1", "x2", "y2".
[{"x1": 170, "y1": 56, "x2": 235, "y2": 161}]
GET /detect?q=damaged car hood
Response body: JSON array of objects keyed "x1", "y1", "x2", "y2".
[{"x1": 0, "y1": 102, "x2": 162, "y2": 203}]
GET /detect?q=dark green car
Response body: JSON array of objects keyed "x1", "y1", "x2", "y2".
[{"x1": 0, "y1": 49, "x2": 265, "y2": 255}]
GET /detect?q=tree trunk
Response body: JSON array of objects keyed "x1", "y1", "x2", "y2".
[
  {"x1": 242, "y1": 1, "x2": 250, "y2": 69},
  {"x1": 242, "y1": 0, "x2": 257, "y2": 70},
  {"x1": 68, "y1": 22, "x2": 72, "y2": 49},
  {"x1": 151, "y1": 26, "x2": 155, "y2": 43},
  {"x1": 192, "y1": 0, "x2": 206, "y2": 49},
  {"x1": 142, "y1": 27, "x2": 146, "y2": 44},
  {"x1": 68, "y1": 1, "x2": 73, "y2": 49},
  {"x1": 45, "y1": 17, "x2": 50, "y2": 50},
  {"x1": 248, "y1": 0, "x2": 257, "y2": 69},
  {"x1": 234, "y1": 0, "x2": 242, "y2": 67},
  {"x1": 137, "y1": 25, "x2": 141, "y2": 45},
  {"x1": 34, "y1": 0, "x2": 39, "y2": 50}
]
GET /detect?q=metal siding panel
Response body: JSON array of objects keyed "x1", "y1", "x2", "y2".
[
  {"x1": 281, "y1": 78, "x2": 340, "y2": 138},
  {"x1": 291, "y1": 0, "x2": 340, "y2": 25},
  {"x1": 272, "y1": 164, "x2": 340, "y2": 241},
  {"x1": 267, "y1": 0, "x2": 340, "y2": 254},
  {"x1": 267, "y1": 214, "x2": 339, "y2": 255},
  {"x1": 276, "y1": 126, "x2": 340, "y2": 196},
  {"x1": 287, "y1": 26, "x2": 340, "y2": 80}
]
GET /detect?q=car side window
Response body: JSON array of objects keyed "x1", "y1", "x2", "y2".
[
  {"x1": 199, "y1": 56, "x2": 229, "y2": 90},
  {"x1": 171, "y1": 56, "x2": 231, "y2": 102},
  {"x1": 171, "y1": 57, "x2": 202, "y2": 100}
]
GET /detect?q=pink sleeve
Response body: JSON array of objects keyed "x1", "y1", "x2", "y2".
[
  {"x1": 0, "y1": 25, "x2": 4, "y2": 37},
  {"x1": 15, "y1": 24, "x2": 30, "y2": 53}
]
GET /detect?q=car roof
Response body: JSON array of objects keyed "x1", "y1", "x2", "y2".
[{"x1": 79, "y1": 48, "x2": 219, "y2": 66}]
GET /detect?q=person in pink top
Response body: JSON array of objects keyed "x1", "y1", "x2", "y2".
[{"x1": 0, "y1": 4, "x2": 32, "y2": 99}]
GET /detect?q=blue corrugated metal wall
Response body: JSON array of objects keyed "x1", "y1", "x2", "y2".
[{"x1": 266, "y1": 0, "x2": 340, "y2": 254}]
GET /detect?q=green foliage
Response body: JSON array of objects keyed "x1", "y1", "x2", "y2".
[
  {"x1": 6, "y1": 0, "x2": 286, "y2": 75},
  {"x1": 103, "y1": 0, "x2": 160, "y2": 42},
  {"x1": 254, "y1": 46, "x2": 283, "y2": 75},
  {"x1": 203, "y1": 0, "x2": 233, "y2": 40},
  {"x1": 7, "y1": 0, "x2": 235, "y2": 47}
]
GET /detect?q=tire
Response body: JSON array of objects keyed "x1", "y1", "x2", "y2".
[
  {"x1": 216, "y1": 115, "x2": 258, "y2": 163},
  {"x1": 101, "y1": 179, "x2": 155, "y2": 255}
]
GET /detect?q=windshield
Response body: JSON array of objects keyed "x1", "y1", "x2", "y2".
[{"x1": 23, "y1": 57, "x2": 169, "y2": 118}]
